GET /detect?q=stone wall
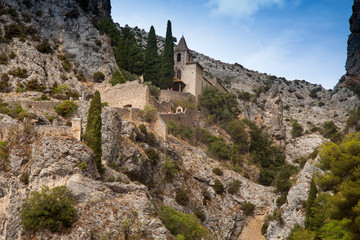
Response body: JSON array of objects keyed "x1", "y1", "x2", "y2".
[
  {"x1": 160, "y1": 110, "x2": 202, "y2": 129},
  {"x1": 7, "y1": 101, "x2": 60, "y2": 113},
  {"x1": 34, "y1": 125, "x2": 72, "y2": 136},
  {"x1": 98, "y1": 81, "x2": 149, "y2": 109}
]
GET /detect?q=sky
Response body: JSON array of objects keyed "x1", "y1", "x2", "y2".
[{"x1": 111, "y1": 0, "x2": 353, "y2": 89}]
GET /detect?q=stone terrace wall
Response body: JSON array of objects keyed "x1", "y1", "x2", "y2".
[
  {"x1": 8, "y1": 101, "x2": 60, "y2": 112},
  {"x1": 98, "y1": 81, "x2": 149, "y2": 109},
  {"x1": 160, "y1": 110, "x2": 202, "y2": 129},
  {"x1": 159, "y1": 90, "x2": 194, "y2": 103}
]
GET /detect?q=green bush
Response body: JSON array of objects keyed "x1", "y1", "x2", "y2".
[
  {"x1": 273, "y1": 164, "x2": 298, "y2": 194},
  {"x1": 200, "y1": 129, "x2": 229, "y2": 160},
  {"x1": 54, "y1": 100, "x2": 78, "y2": 116},
  {"x1": 20, "y1": 172, "x2": 29, "y2": 184},
  {"x1": 110, "y1": 69, "x2": 126, "y2": 86},
  {"x1": 213, "y1": 179, "x2": 224, "y2": 194},
  {"x1": 0, "y1": 141, "x2": 9, "y2": 171},
  {"x1": 158, "y1": 205, "x2": 209, "y2": 239},
  {"x1": 318, "y1": 102, "x2": 325, "y2": 107},
  {"x1": 93, "y1": 71, "x2": 105, "y2": 83},
  {"x1": 321, "y1": 121, "x2": 340, "y2": 143},
  {"x1": 58, "y1": 55, "x2": 72, "y2": 71},
  {"x1": 0, "y1": 52, "x2": 8, "y2": 65},
  {"x1": 212, "y1": 168, "x2": 223, "y2": 176},
  {"x1": 145, "y1": 147, "x2": 158, "y2": 164},
  {"x1": 20, "y1": 185, "x2": 77, "y2": 232},
  {"x1": 238, "y1": 91, "x2": 253, "y2": 101},
  {"x1": 241, "y1": 202, "x2": 255, "y2": 215},
  {"x1": 291, "y1": 119, "x2": 303, "y2": 138},
  {"x1": 4, "y1": 23, "x2": 22, "y2": 39},
  {"x1": 26, "y1": 79, "x2": 45, "y2": 92},
  {"x1": 149, "y1": 84, "x2": 160, "y2": 98},
  {"x1": 228, "y1": 180, "x2": 241, "y2": 194},
  {"x1": 34, "y1": 94, "x2": 50, "y2": 101},
  {"x1": 164, "y1": 157, "x2": 179, "y2": 180},
  {"x1": 9, "y1": 67, "x2": 28, "y2": 78},
  {"x1": 175, "y1": 189, "x2": 189, "y2": 206},
  {"x1": 36, "y1": 40, "x2": 53, "y2": 54},
  {"x1": 141, "y1": 105, "x2": 157, "y2": 122},
  {"x1": 194, "y1": 208, "x2": 206, "y2": 222}
]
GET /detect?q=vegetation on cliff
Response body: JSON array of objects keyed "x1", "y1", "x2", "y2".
[{"x1": 159, "y1": 20, "x2": 175, "y2": 89}]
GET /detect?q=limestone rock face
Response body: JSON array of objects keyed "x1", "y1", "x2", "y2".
[{"x1": 346, "y1": 0, "x2": 360, "y2": 83}]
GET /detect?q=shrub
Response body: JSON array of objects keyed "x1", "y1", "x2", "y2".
[
  {"x1": 164, "y1": 157, "x2": 179, "y2": 180},
  {"x1": 309, "y1": 87, "x2": 322, "y2": 99},
  {"x1": 36, "y1": 40, "x2": 53, "y2": 54},
  {"x1": 175, "y1": 189, "x2": 189, "y2": 206},
  {"x1": 110, "y1": 69, "x2": 126, "y2": 86},
  {"x1": 228, "y1": 180, "x2": 241, "y2": 194},
  {"x1": 321, "y1": 121, "x2": 340, "y2": 143},
  {"x1": 273, "y1": 164, "x2": 298, "y2": 194},
  {"x1": 54, "y1": 100, "x2": 78, "y2": 116},
  {"x1": 158, "y1": 205, "x2": 209, "y2": 239},
  {"x1": 83, "y1": 91, "x2": 103, "y2": 173},
  {"x1": 212, "y1": 168, "x2": 223, "y2": 176},
  {"x1": 241, "y1": 202, "x2": 255, "y2": 215},
  {"x1": 20, "y1": 172, "x2": 29, "y2": 184},
  {"x1": 141, "y1": 105, "x2": 157, "y2": 122},
  {"x1": 213, "y1": 179, "x2": 224, "y2": 194},
  {"x1": 0, "y1": 141, "x2": 9, "y2": 171},
  {"x1": 167, "y1": 119, "x2": 177, "y2": 133},
  {"x1": 145, "y1": 147, "x2": 158, "y2": 164},
  {"x1": 58, "y1": 55, "x2": 71, "y2": 71},
  {"x1": 94, "y1": 39, "x2": 101, "y2": 46},
  {"x1": 4, "y1": 23, "x2": 22, "y2": 39},
  {"x1": 318, "y1": 102, "x2": 325, "y2": 107},
  {"x1": 291, "y1": 119, "x2": 303, "y2": 138},
  {"x1": 149, "y1": 84, "x2": 160, "y2": 98},
  {"x1": 76, "y1": 71, "x2": 86, "y2": 82},
  {"x1": 9, "y1": 67, "x2": 28, "y2": 78},
  {"x1": 238, "y1": 91, "x2": 253, "y2": 101},
  {"x1": 34, "y1": 94, "x2": 50, "y2": 101},
  {"x1": 20, "y1": 185, "x2": 77, "y2": 232},
  {"x1": 93, "y1": 71, "x2": 105, "y2": 83},
  {"x1": 26, "y1": 79, "x2": 45, "y2": 92},
  {"x1": 0, "y1": 52, "x2": 8, "y2": 65},
  {"x1": 194, "y1": 208, "x2": 206, "y2": 222},
  {"x1": 65, "y1": 8, "x2": 79, "y2": 18}
]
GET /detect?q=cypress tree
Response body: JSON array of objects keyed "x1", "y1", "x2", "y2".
[
  {"x1": 305, "y1": 174, "x2": 318, "y2": 228},
  {"x1": 128, "y1": 38, "x2": 144, "y2": 75},
  {"x1": 84, "y1": 90, "x2": 103, "y2": 173},
  {"x1": 144, "y1": 26, "x2": 160, "y2": 86},
  {"x1": 159, "y1": 20, "x2": 175, "y2": 89},
  {"x1": 114, "y1": 36, "x2": 126, "y2": 69}
]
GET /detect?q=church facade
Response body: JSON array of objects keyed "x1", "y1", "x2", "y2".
[{"x1": 173, "y1": 36, "x2": 228, "y2": 102}]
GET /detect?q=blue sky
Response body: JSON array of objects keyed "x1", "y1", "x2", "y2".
[{"x1": 111, "y1": 0, "x2": 353, "y2": 89}]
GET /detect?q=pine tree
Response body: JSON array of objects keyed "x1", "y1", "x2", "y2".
[
  {"x1": 84, "y1": 91, "x2": 103, "y2": 173},
  {"x1": 114, "y1": 36, "x2": 126, "y2": 69},
  {"x1": 159, "y1": 20, "x2": 175, "y2": 89},
  {"x1": 144, "y1": 26, "x2": 160, "y2": 86},
  {"x1": 128, "y1": 38, "x2": 144, "y2": 75},
  {"x1": 305, "y1": 174, "x2": 318, "y2": 228}
]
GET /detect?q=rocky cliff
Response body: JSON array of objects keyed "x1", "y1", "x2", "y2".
[{"x1": 0, "y1": 0, "x2": 359, "y2": 240}]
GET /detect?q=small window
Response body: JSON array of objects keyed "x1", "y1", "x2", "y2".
[
  {"x1": 177, "y1": 69, "x2": 181, "y2": 79},
  {"x1": 177, "y1": 53, "x2": 181, "y2": 62}
]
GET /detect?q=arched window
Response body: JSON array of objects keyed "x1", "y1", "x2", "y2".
[
  {"x1": 177, "y1": 53, "x2": 181, "y2": 62},
  {"x1": 177, "y1": 69, "x2": 181, "y2": 79}
]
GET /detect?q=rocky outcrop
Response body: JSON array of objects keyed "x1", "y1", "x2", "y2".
[{"x1": 346, "y1": 0, "x2": 360, "y2": 85}]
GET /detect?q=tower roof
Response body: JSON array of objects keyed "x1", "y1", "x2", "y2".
[{"x1": 175, "y1": 36, "x2": 189, "y2": 51}]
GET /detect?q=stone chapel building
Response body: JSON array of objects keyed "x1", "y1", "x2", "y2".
[{"x1": 173, "y1": 36, "x2": 228, "y2": 101}]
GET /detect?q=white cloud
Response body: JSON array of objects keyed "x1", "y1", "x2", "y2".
[{"x1": 208, "y1": 0, "x2": 285, "y2": 18}]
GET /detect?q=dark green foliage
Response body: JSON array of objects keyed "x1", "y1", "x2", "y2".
[
  {"x1": 145, "y1": 147, "x2": 158, "y2": 164},
  {"x1": 0, "y1": 141, "x2": 9, "y2": 171},
  {"x1": 309, "y1": 87, "x2": 322, "y2": 99},
  {"x1": 212, "y1": 168, "x2": 223, "y2": 176},
  {"x1": 321, "y1": 121, "x2": 341, "y2": 143},
  {"x1": 228, "y1": 180, "x2": 241, "y2": 194},
  {"x1": 93, "y1": 71, "x2": 105, "y2": 83},
  {"x1": 241, "y1": 202, "x2": 255, "y2": 215},
  {"x1": 213, "y1": 179, "x2": 224, "y2": 194},
  {"x1": 305, "y1": 176, "x2": 318, "y2": 228},
  {"x1": 159, "y1": 20, "x2": 175, "y2": 89},
  {"x1": 0, "y1": 73, "x2": 10, "y2": 92},
  {"x1": 199, "y1": 129, "x2": 229, "y2": 160},
  {"x1": 9, "y1": 67, "x2": 28, "y2": 78},
  {"x1": 175, "y1": 189, "x2": 189, "y2": 206},
  {"x1": 20, "y1": 186, "x2": 77, "y2": 233},
  {"x1": 199, "y1": 86, "x2": 239, "y2": 123},
  {"x1": 143, "y1": 26, "x2": 160, "y2": 86},
  {"x1": 58, "y1": 54, "x2": 72, "y2": 71},
  {"x1": 238, "y1": 91, "x2": 253, "y2": 101},
  {"x1": 227, "y1": 119, "x2": 248, "y2": 156},
  {"x1": 291, "y1": 119, "x2": 303, "y2": 137},
  {"x1": 54, "y1": 100, "x2": 78, "y2": 116},
  {"x1": 36, "y1": 40, "x2": 53, "y2": 54},
  {"x1": 320, "y1": 219, "x2": 352, "y2": 240},
  {"x1": 110, "y1": 69, "x2": 126, "y2": 86},
  {"x1": 76, "y1": 0, "x2": 89, "y2": 11},
  {"x1": 0, "y1": 52, "x2": 8, "y2": 65},
  {"x1": 346, "y1": 106, "x2": 360, "y2": 132},
  {"x1": 83, "y1": 91, "x2": 103, "y2": 173},
  {"x1": 34, "y1": 94, "x2": 50, "y2": 101},
  {"x1": 194, "y1": 208, "x2": 206, "y2": 222},
  {"x1": 318, "y1": 102, "x2": 325, "y2": 107},
  {"x1": 4, "y1": 23, "x2": 22, "y2": 39},
  {"x1": 243, "y1": 119, "x2": 285, "y2": 186},
  {"x1": 149, "y1": 84, "x2": 160, "y2": 98},
  {"x1": 288, "y1": 225, "x2": 316, "y2": 240},
  {"x1": 273, "y1": 164, "x2": 298, "y2": 194},
  {"x1": 20, "y1": 172, "x2": 29, "y2": 184},
  {"x1": 316, "y1": 133, "x2": 360, "y2": 238},
  {"x1": 94, "y1": 18, "x2": 121, "y2": 46},
  {"x1": 141, "y1": 105, "x2": 157, "y2": 122},
  {"x1": 164, "y1": 157, "x2": 179, "y2": 180},
  {"x1": 158, "y1": 205, "x2": 209, "y2": 239},
  {"x1": 26, "y1": 79, "x2": 45, "y2": 92}
]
